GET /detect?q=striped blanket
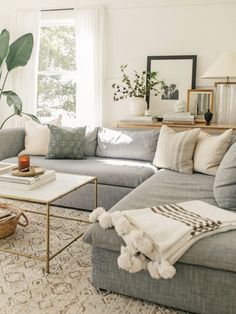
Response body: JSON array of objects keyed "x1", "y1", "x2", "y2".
[{"x1": 89, "y1": 200, "x2": 236, "y2": 280}]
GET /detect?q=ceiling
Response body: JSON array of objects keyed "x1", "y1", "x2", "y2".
[
  {"x1": 95, "y1": 0, "x2": 236, "y2": 8},
  {"x1": 2, "y1": 0, "x2": 236, "y2": 13}
]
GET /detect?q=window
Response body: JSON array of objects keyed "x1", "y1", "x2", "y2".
[{"x1": 37, "y1": 18, "x2": 76, "y2": 124}]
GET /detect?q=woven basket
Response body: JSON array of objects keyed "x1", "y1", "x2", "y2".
[{"x1": 0, "y1": 203, "x2": 29, "y2": 239}]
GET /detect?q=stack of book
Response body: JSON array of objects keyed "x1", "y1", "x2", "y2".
[
  {"x1": 0, "y1": 170, "x2": 56, "y2": 190},
  {"x1": 162, "y1": 112, "x2": 195, "y2": 125},
  {"x1": 120, "y1": 115, "x2": 157, "y2": 123},
  {"x1": 0, "y1": 163, "x2": 15, "y2": 173}
]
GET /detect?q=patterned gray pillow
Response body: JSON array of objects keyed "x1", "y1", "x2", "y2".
[{"x1": 46, "y1": 125, "x2": 86, "y2": 159}]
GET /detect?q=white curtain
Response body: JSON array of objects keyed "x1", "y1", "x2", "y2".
[
  {"x1": 9, "y1": 10, "x2": 40, "y2": 127},
  {"x1": 75, "y1": 8, "x2": 105, "y2": 126}
]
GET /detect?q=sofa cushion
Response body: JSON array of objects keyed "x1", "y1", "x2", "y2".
[
  {"x1": 193, "y1": 129, "x2": 232, "y2": 176},
  {"x1": 84, "y1": 170, "x2": 236, "y2": 273},
  {"x1": 84, "y1": 126, "x2": 98, "y2": 157},
  {"x1": 19, "y1": 123, "x2": 97, "y2": 158},
  {"x1": 96, "y1": 128, "x2": 159, "y2": 161},
  {"x1": 3, "y1": 156, "x2": 157, "y2": 188},
  {"x1": 214, "y1": 141, "x2": 236, "y2": 210},
  {"x1": 0, "y1": 128, "x2": 25, "y2": 161},
  {"x1": 153, "y1": 125, "x2": 200, "y2": 174},
  {"x1": 46, "y1": 125, "x2": 86, "y2": 159},
  {"x1": 19, "y1": 115, "x2": 62, "y2": 156}
]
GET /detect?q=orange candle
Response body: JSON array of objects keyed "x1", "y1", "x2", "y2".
[{"x1": 18, "y1": 155, "x2": 30, "y2": 171}]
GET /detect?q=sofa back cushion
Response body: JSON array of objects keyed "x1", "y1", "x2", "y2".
[
  {"x1": 0, "y1": 128, "x2": 25, "y2": 161},
  {"x1": 153, "y1": 125, "x2": 200, "y2": 174},
  {"x1": 193, "y1": 129, "x2": 232, "y2": 176},
  {"x1": 96, "y1": 128, "x2": 159, "y2": 161},
  {"x1": 84, "y1": 126, "x2": 98, "y2": 157},
  {"x1": 214, "y1": 141, "x2": 236, "y2": 210}
]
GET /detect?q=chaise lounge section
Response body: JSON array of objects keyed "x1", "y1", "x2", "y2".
[{"x1": 84, "y1": 169, "x2": 236, "y2": 314}]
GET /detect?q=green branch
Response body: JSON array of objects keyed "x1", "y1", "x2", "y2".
[{"x1": 0, "y1": 113, "x2": 17, "y2": 129}]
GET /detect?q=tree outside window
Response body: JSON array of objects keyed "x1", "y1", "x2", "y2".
[{"x1": 37, "y1": 24, "x2": 76, "y2": 123}]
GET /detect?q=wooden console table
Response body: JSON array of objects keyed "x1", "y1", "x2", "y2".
[{"x1": 113, "y1": 121, "x2": 236, "y2": 134}]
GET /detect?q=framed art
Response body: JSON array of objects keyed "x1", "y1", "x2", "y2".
[
  {"x1": 146, "y1": 55, "x2": 197, "y2": 117},
  {"x1": 187, "y1": 89, "x2": 214, "y2": 122}
]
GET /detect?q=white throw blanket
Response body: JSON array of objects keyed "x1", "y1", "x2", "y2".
[{"x1": 89, "y1": 200, "x2": 236, "y2": 280}]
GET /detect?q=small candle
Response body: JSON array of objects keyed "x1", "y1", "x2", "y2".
[{"x1": 18, "y1": 155, "x2": 30, "y2": 171}]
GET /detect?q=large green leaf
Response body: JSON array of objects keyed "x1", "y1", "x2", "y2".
[
  {"x1": 6, "y1": 33, "x2": 33, "y2": 71},
  {"x1": 0, "y1": 29, "x2": 9, "y2": 69},
  {"x1": 23, "y1": 113, "x2": 40, "y2": 123},
  {"x1": 2, "y1": 90, "x2": 22, "y2": 114}
]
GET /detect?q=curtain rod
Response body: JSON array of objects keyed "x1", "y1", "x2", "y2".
[{"x1": 41, "y1": 8, "x2": 74, "y2": 12}]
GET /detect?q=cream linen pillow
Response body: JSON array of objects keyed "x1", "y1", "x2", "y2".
[
  {"x1": 153, "y1": 125, "x2": 201, "y2": 174},
  {"x1": 19, "y1": 115, "x2": 62, "y2": 156},
  {"x1": 193, "y1": 129, "x2": 233, "y2": 175}
]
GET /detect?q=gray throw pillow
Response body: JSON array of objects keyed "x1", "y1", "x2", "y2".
[
  {"x1": 96, "y1": 127, "x2": 159, "y2": 161},
  {"x1": 214, "y1": 142, "x2": 236, "y2": 210},
  {"x1": 46, "y1": 125, "x2": 86, "y2": 159}
]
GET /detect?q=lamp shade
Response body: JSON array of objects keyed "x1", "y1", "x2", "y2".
[{"x1": 202, "y1": 51, "x2": 236, "y2": 79}]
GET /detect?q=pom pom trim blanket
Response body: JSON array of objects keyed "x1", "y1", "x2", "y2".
[{"x1": 90, "y1": 200, "x2": 236, "y2": 280}]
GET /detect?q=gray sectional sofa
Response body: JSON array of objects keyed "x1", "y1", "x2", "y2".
[
  {"x1": 0, "y1": 127, "x2": 236, "y2": 314},
  {"x1": 0, "y1": 127, "x2": 157, "y2": 210}
]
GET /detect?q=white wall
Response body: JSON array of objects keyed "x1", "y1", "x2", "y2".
[
  {"x1": 105, "y1": 3, "x2": 236, "y2": 125},
  {"x1": 0, "y1": 1, "x2": 236, "y2": 126}
]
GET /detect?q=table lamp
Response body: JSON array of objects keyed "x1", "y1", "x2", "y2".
[{"x1": 202, "y1": 51, "x2": 236, "y2": 124}]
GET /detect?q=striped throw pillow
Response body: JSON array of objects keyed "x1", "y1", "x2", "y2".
[{"x1": 153, "y1": 125, "x2": 201, "y2": 174}]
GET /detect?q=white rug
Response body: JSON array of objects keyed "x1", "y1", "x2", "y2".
[{"x1": 0, "y1": 199, "x2": 188, "y2": 314}]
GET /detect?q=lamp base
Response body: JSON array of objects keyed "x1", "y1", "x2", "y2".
[{"x1": 216, "y1": 83, "x2": 236, "y2": 124}]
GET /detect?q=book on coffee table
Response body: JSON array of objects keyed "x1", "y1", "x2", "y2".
[
  {"x1": 0, "y1": 169, "x2": 55, "y2": 184},
  {"x1": 0, "y1": 170, "x2": 56, "y2": 190},
  {"x1": 0, "y1": 163, "x2": 16, "y2": 174}
]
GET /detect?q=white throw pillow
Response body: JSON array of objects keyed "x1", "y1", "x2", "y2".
[
  {"x1": 19, "y1": 115, "x2": 62, "y2": 156},
  {"x1": 153, "y1": 125, "x2": 201, "y2": 174},
  {"x1": 193, "y1": 129, "x2": 233, "y2": 176}
]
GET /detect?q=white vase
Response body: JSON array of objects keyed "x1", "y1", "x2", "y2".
[{"x1": 129, "y1": 97, "x2": 147, "y2": 116}]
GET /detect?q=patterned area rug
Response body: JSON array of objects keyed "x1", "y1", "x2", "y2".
[{"x1": 0, "y1": 199, "x2": 188, "y2": 314}]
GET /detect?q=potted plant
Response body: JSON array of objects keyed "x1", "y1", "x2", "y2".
[
  {"x1": 0, "y1": 29, "x2": 39, "y2": 128},
  {"x1": 112, "y1": 64, "x2": 165, "y2": 116}
]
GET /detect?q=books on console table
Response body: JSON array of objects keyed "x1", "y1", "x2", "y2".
[
  {"x1": 163, "y1": 120, "x2": 195, "y2": 125},
  {"x1": 162, "y1": 112, "x2": 195, "y2": 125},
  {"x1": 0, "y1": 169, "x2": 56, "y2": 190},
  {"x1": 120, "y1": 115, "x2": 157, "y2": 123}
]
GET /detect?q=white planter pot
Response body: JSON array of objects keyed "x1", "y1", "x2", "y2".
[{"x1": 129, "y1": 97, "x2": 147, "y2": 116}]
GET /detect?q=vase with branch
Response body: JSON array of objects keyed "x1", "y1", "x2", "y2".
[
  {"x1": 0, "y1": 29, "x2": 40, "y2": 129},
  {"x1": 112, "y1": 64, "x2": 165, "y2": 116}
]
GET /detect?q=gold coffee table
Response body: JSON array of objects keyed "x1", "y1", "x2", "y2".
[{"x1": 0, "y1": 172, "x2": 97, "y2": 273}]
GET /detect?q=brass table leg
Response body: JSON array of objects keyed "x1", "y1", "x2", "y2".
[
  {"x1": 0, "y1": 177, "x2": 97, "y2": 273},
  {"x1": 46, "y1": 203, "x2": 50, "y2": 273}
]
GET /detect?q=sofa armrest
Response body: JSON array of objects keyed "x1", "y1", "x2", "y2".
[{"x1": 0, "y1": 128, "x2": 25, "y2": 161}]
